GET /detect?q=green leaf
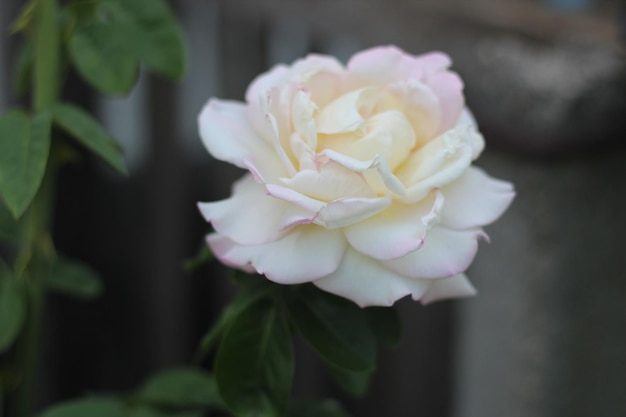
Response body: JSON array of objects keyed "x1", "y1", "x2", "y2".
[
  {"x1": 0, "y1": 203, "x2": 20, "y2": 243},
  {"x1": 69, "y1": 21, "x2": 139, "y2": 95},
  {"x1": 0, "y1": 110, "x2": 51, "y2": 219},
  {"x1": 39, "y1": 398, "x2": 126, "y2": 417},
  {"x1": 286, "y1": 399, "x2": 351, "y2": 417},
  {"x1": 50, "y1": 103, "x2": 127, "y2": 174},
  {"x1": 0, "y1": 263, "x2": 26, "y2": 353},
  {"x1": 285, "y1": 284, "x2": 376, "y2": 372},
  {"x1": 365, "y1": 306, "x2": 402, "y2": 348},
  {"x1": 138, "y1": 367, "x2": 222, "y2": 409},
  {"x1": 326, "y1": 361, "x2": 372, "y2": 398},
  {"x1": 195, "y1": 273, "x2": 277, "y2": 360},
  {"x1": 44, "y1": 257, "x2": 102, "y2": 300},
  {"x1": 215, "y1": 298, "x2": 294, "y2": 417},
  {"x1": 128, "y1": 405, "x2": 204, "y2": 417},
  {"x1": 98, "y1": 0, "x2": 185, "y2": 79}
]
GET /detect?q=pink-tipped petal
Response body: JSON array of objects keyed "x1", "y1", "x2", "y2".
[
  {"x1": 427, "y1": 71, "x2": 465, "y2": 134},
  {"x1": 198, "y1": 175, "x2": 289, "y2": 245},
  {"x1": 211, "y1": 226, "x2": 347, "y2": 284},
  {"x1": 383, "y1": 226, "x2": 483, "y2": 279},
  {"x1": 412, "y1": 52, "x2": 452, "y2": 75},
  {"x1": 313, "y1": 249, "x2": 429, "y2": 307},
  {"x1": 420, "y1": 273, "x2": 477, "y2": 304},
  {"x1": 344, "y1": 194, "x2": 442, "y2": 260},
  {"x1": 317, "y1": 196, "x2": 391, "y2": 229},
  {"x1": 206, "y1": 234, "x2": 256, "y2": 273},
  {"x1": 245, "y1": 64, "x2": 290, "y2": 105},
  {"x1": 347, "y1": 45, "x2": 415, "y2": 83},
  {"x1": 320, "y1": 149, "x2": 406, "y2": 196},
  {"x1": 441, "y1": 167, "x2": 515, "y2": 229}
]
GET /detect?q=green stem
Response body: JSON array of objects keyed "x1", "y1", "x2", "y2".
[
  {"x1": 8, "y1": 0, "x2": 60, "y2": 416},
  {"x1": 33, "y1": 0, "x2": 59, "y2": 112},
  {"x1": 10, "y1": 161, "x2": 56, "y2": 417}
]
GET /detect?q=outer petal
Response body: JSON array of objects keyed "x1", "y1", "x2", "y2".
[
  {"x1": 209, "y1": 227, "x2": 347, "y2": 284},
  {"x1": 344, "y1": 192, "x2": 443, "y2": 260},
  {"x1": 347, "y1": 45, "x2": 417, "y2": 84},
  {"x1": 412, "y1": 52, "x2": 452, "y2": 76},
  {"x1": 441, "y1": 167, "x2": 515, "y2": 230},
  {"x1": 420, "y1": 273, "x2": 477, "y2": 304},
  {"x1": 383, "y1": 226, "x2": 484, "y2": 279},
  {"x1": 313, "y1": 249, "x2": 429, "y2": 307},
  {"x1": 198, "y1": 175, "x2": 291, "y2": 245},
  {"x1": 205, "y1": 234, "x2": 256, "y2": 273},
  {"x1": 198, "y1": 99, "x2": 283, "y2": 177},
  {"x1": 427, "y1": 70, "x2": 465, "y2": 134}
]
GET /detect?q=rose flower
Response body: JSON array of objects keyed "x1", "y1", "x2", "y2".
[{"x1": 198, "y1": 46, "x2": 514, "y2": 307}]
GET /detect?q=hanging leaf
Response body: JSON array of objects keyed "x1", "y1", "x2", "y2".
[
  {"x1": 285, "y1": 284, "x2": 376, "y2": 372},
  {"x1": 98, "y1": 0, "x2": 185, "y2": 79},
  {"x1": 215, "y1": 298, "x2": 294, "y2": 417},
  {"x1": 0, "y1": 110, "x2": 51, "y2": 219},
  {"x1": 0, "y1": 263, "x2": 26, "y2": 353},
  {"x1": 0, "y1": 202, "x2": 20, "y2": 243},
  {"x1": 69, "y1": 21, "x2": 139, "y2": 95},
  {"x1": 50, "y1": 103, "x2": 127, "y2": 174},
  {"x1": 286, "y1": 399, "x2": 352, "y2": 417},
  {"x1": 364, "y1": 306, "x2": 402, "y2": 348},
  {"x1": 44, "y1": 257, "x2": 102, "y2": 300},
  {"x1": 137, "y1": 367, "x2": 222, "y2": 409},
  {"x1": 128, "y1": 405, "x2": 203, "y2": 417},
  {"x1": 38, "y1": 398, "x2": 126, "y2": 417},
  {"x1": 326, "y1": 361, "x2": 372, "y2": 398},
  {"x1": 196, "y1": 273, "x2": 277, "y2": 359}
]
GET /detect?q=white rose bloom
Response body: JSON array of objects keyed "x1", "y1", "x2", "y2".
[{"x1": 198, "y1": 46, "x2": 514, "y2": 307}]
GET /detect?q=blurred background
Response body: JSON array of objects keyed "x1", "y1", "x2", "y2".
[{"x1": 1, "y1": 0, "x2": 626, "y2": 416}]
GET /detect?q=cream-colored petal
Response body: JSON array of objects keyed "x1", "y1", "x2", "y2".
[
  {"x1": 420, "y1": 273, "x2": 476, "y2": 304},
  {"x1": 198, "y1": 175, "x2": 289, "y2": 245},
  {"x1": 313, "y1": 249, "x2": 429, "y2": 307},
  {"x1": 320, "y1": 149, "x2": 406, "y2": 196},
  {"x1": 210, "y1": 227, "x2": 347, "y2": 284},
  {"x1": 280, "y1": 162, "x2": 376, "y2": 202},
  {"x1": 344, "y1": 192, "x2": 443, "y2": 260},
  {"x1": 441, "y1": 167, "x2": 515, "y2": 229},
  {"x1": 198, "y1": 99, "x2": 280, "y2": 177},
  {"x1": 318, "y1": 110, "x2": 415, "y2": 171},
  {"x1": 383, "y1": 226, "x2": 484, "y2": 279},
  {"x1": 316, "y1": 87, "x2": 378, "y2": 134}
]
